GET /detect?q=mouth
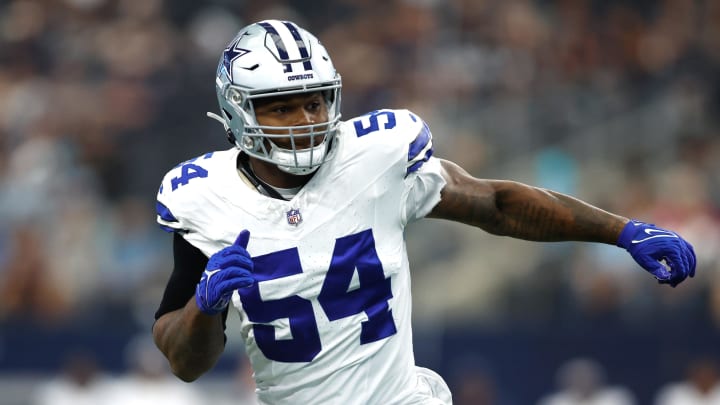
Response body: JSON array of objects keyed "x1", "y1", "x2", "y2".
[{"x1": 266, "y1": 131, "x2": 326, "y2": 150}]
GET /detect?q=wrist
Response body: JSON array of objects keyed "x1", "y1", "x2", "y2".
[{"x1": 616, "y1": 219, "x2": 640, "y2": 248}]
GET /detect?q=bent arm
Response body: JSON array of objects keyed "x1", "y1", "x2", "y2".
[
  {"x1": 428, "y1": 159, "x2": 628, "y2": 243},
  {"x1": 152, "y1": 233, "x2": 228, "y2": 382},
  {"x1": 153, "y1": 299, "x2": 226, "y2": 382}
]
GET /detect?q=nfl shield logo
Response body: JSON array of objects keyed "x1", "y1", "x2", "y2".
[{"x1": 286, "y1": 208, "x2": 302, "y2": 226}]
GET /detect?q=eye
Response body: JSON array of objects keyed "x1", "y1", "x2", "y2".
[
  {"x1": 271, "y1": 105, "x2": 288, "y2": 114},
  {"x1": 307, "y1": 101, "x2": 322, "y2": 111}
]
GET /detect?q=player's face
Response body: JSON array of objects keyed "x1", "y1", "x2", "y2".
[{"x1": 253, "y1": 92, "x2": 329, "y2": 150}]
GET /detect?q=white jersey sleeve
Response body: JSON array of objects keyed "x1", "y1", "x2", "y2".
[
  {"x1": 155, "y1": 150, "x2": 244, "y2": 256},
  {"x1": 347, "y1": 108, "x2": 446, "y2": 224},
  {"x1": 156, "y1": 157, "x2": 203, "y2": 234}
]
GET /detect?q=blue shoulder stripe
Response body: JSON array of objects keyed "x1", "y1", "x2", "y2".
[
  {"x1": 159, "y1": 224, "x2": 178, "y2": 233},
  {"x1": 156, "y1": 201, "x2": 182, "y2": 233},
  {"x1": 408, "y1": 122, "x2": 432, "y2": 162},
  {"x1": 406, "y1": 119, "x2": 434, "y2": 176},
  {"x1": 156, "y1": 201, "x2": 178, "y2": 223},
  {"x1": 406, "y1": 149, "x2": 433, "y2": 175}
]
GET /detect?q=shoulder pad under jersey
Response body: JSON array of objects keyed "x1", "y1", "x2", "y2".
[
  {"x1": 155, "y1": 150, "x2": 232, "y2": 233},
  {"x1": 344, "y1": 109, "x2": 434, "y2": 176}
]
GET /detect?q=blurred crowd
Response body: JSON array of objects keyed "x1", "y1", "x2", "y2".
[{"x1": 1, "y1": 0, "x2": 720, "y2": 403}]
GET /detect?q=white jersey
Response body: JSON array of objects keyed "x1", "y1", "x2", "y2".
[{"x1": 156, "y1": 109, "x2": 449, "y2": 404}]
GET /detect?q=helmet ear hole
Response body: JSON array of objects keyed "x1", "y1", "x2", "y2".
[
  {"x1": 226, "y1": 129, "x2": 236, "y2": 146},
  {"x1": 221, "y1": 108, "x2": 237, "y2": 145}
]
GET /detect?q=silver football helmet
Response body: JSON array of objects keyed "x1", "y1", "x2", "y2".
[{"x1": 210, "y1": 20, "x2": 342, "y2": 175}]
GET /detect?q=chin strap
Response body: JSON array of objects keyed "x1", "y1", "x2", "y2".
[
  {"x1": 236, "y1": 153, "x2": 288, "y2": 201},
  {"x1": 207, "y1": 112, "x2": 236, "y2": 146}
]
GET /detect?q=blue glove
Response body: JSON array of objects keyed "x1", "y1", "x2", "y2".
[
  {"x1": 617, "y1": 220, "x2": 696, "y2": 287},
  {"x1": 195, "y1": 230, "x2": 255, "y2": 315}
]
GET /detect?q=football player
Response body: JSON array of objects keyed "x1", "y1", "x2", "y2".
[{"x1": 152, "y1": 20, "x2": 696, "y2": 405}]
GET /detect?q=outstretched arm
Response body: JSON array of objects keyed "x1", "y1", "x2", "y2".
[
  {"x1": 428, "y1": 159, "x2": 628, "y2": 243},
  {"x1": 428, "y1": 159, "x2": 695, "y2": 286}
]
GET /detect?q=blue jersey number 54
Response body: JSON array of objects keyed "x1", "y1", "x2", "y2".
[{"x1": 238, "y1": 229, "x2": 397, "y2": 362}]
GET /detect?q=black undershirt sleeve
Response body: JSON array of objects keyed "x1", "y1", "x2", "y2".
[{"x1": 154, "y1": 233, "x2": 229, "y2": 331}]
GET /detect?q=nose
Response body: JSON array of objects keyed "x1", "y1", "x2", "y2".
[
  {"x1": 291, "y1": 114, "x2": 324, "y2": 149},
  {"x1": 294, "y1": 110, "x2": 316, "y2": 127}
]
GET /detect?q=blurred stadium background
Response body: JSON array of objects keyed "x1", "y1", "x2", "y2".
[{"x1": 1, "y1": 0, "x2": 719, "y2": 404}]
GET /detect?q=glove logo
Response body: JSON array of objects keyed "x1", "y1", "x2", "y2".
[
  {"x1": 203, "y1": 268, "x2": 221, "y2": 288},
  {"x1": 631, "y1": 228, "x2": 678, "y2": 244}
]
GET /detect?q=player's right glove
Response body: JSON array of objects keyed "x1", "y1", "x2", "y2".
[
  {"x1": 616, "y1": 220, "x2": 696, "y2": 287},
  {"x1": 195, "y1": 230, "x2": 255, "y2": 315}
]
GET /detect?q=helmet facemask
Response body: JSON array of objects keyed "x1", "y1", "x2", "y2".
[{"x1": 222, "y1": 84, "x2": 341, "y2": 175}]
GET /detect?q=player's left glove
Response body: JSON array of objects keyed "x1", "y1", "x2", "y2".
[{"x1": 617, "y1": 220, "x2": 696, "y2": 287}]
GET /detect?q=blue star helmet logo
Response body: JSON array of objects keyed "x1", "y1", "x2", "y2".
[{"x1": 222, "y1": 33, "x2": 251, "y2": 81}]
